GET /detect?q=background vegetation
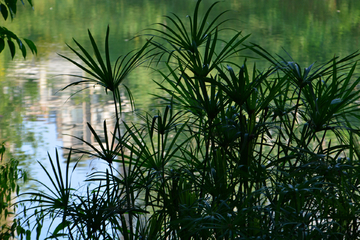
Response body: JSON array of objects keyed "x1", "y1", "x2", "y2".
[{"x1": 0, "y1": 0, "x2": 36, "y2": 58}]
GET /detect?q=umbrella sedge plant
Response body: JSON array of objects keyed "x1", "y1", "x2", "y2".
[{"x1": 15, "y1": 0, "x2": 360, "y2": 239}]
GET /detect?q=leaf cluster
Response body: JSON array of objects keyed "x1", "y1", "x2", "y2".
[
  {"x1": 0, "y1": 142, "x2": 29, "y2": 240},
  {"x1": 0, "y1": 0, "x2": 36, "y2": 58},
  {"x1": 0, "y1": 0, "x2": 33, "y2": 20}
]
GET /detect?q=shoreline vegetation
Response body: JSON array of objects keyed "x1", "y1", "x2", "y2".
[{"x1": 2, "y1": 0, "x2": 360, "y2": 239}]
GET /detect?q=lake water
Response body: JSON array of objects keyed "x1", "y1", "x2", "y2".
[{"x1": 1, "y1": 0, "x2": 360, "y2": 238}]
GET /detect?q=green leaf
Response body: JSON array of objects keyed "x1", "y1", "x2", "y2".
[
  {"x1": 7, "y1": 39, "x2": 15, "y2": 58},
  {"x1": 36, "y1": 221, "x2": 42, "y2": 240},
  {"x1": 0, "y1": 38, "x2": 5, "y2": 53},
  {"x1": 17, "y1": 39, "x2": 27, "y2": 58},
  {"x1": 5, "y1": 0, "x2": 16, "y2": 16},
  {"x1": 26, "y1": 230, "x2": 31, "y2": 240},
  {"x1": 0, "y1": 4, "x2": 8, "y2": 20},
  {"x1": 19, "y1": 0, "x2": 34, "y2": 8},
  {"x1": 23, "y1": 38, "x2": 37, "y2": 54},
  {"x1": 52, "y1": 220, "x2": 71, "y2": 236},
  {"x1": 27, "y1": 0, "x2": 33, "y2": 7}
]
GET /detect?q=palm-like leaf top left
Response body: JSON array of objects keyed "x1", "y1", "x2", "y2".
[{"x1": 59, "y1": 26, "x2": 156, "y2": 112}]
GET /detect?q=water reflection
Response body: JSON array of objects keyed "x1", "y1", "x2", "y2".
[
  {"x1": 1, "y1": 55, "x2": 101, "y2": 174},
  {"x1": 4, "y1": 51, "x2": 134, "y2": 239}
]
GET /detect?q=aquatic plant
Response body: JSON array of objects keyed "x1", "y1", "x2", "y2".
[{"x1": 17, "y1": 0, "x2": 360, "y2": 239}]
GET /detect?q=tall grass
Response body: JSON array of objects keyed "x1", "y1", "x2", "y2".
[{"x1": 16, "y1": 0, "x2": 360, "y2": 239}]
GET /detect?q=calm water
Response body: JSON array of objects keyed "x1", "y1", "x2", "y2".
[{"x1": 1, "y1": 0, "x2": 360, "y2": 238}]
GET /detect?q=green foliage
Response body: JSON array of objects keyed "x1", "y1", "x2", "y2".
[
  {"x1": 1, "y1": 0, "x2": 33, "y2": 20},
  {"x1": 0, "y1": 142, "x2": 29, "y2": 240},
  {"x1": 0, "y1": 0, "x2": 36, "y2": 58},
  {"x1": 59, "y1": 25, "x2": 157, "y2": 114},
  {"x1": 15, "y1": 0, "x2": 360, "y2": 239}
]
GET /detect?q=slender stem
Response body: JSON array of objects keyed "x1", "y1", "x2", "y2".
[
  {"x1": 288, "y1": 87, "x2": 302, "y2": 147},
  {"x1": 112, "y1": 89, "x2": 134, "y2": 239},
  {"x1": 200, "y1": 117, "x2": 213, "y2": 199},
  {"x1": 113, "y1": 89, "x2": 122, "y2": 140}
]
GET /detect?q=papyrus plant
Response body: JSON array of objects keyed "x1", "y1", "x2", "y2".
[{"x1": 17, "y1": 0, "x2": 360, "y2": 239}]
